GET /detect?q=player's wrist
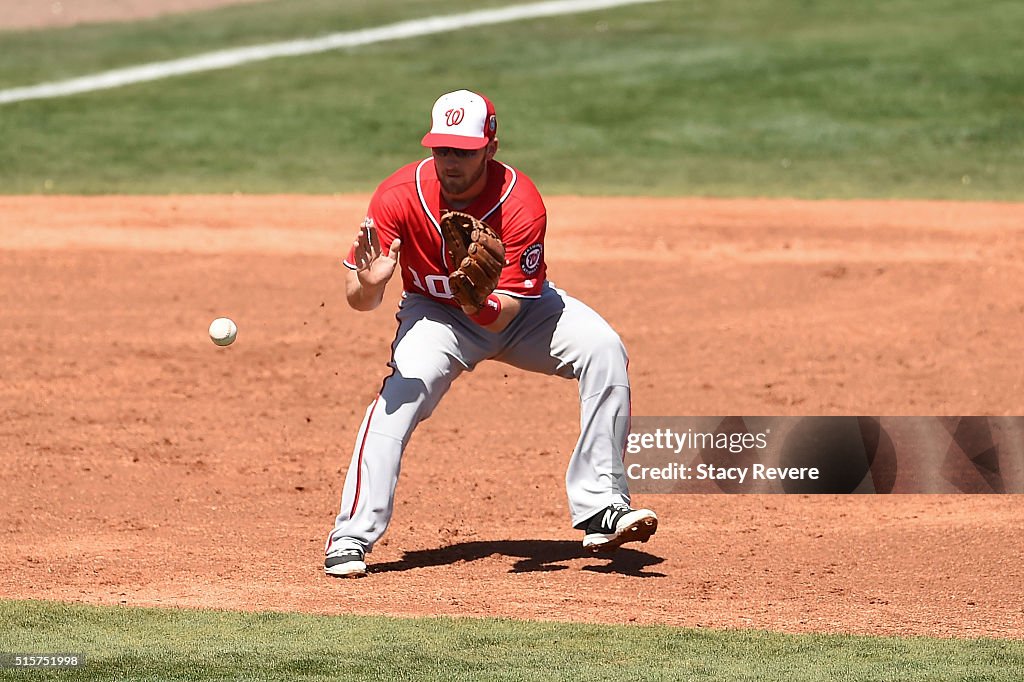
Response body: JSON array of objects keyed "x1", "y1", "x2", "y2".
[
  {"x1": 468, "y1": 294, "x2": 502, "y2": 326},
  {"x1": 347, "y1": 274, "x2": 388, "y2": 310}
]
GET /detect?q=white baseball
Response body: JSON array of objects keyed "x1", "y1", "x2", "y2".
[{"x1": 209, "y1": 317, "x2": 237, "y2": 346}]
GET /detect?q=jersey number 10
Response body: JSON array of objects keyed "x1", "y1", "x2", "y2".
[{"x1": 408, "y1": 267, "x2": 453, "y2": 299}]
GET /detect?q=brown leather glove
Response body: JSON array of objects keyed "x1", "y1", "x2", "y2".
[{"x1": 440, "y1": 211, "x2": 506, "y2": 309}]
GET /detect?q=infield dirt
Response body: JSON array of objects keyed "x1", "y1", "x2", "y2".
[
  {"x1": 0, "y1": 0, "x2": 268, "y2": 30},
  {"x1": 1, "y1": 195, "x2": 1022, "y2": 638}
]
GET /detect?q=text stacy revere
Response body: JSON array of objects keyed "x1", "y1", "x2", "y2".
[{"x1": 626, "y1": 463, "x2": 821, "y2": 484}]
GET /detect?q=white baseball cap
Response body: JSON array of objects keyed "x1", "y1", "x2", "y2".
[{"x1": 420, "y1": 89, "x2": 498, "y2": 150}]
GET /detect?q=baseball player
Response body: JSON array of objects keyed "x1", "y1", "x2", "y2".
[{"x1": 324, "y1": 89, "x2": 657, "y2": 578}]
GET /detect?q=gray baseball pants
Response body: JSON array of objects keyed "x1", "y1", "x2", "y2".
[{"x1": 325, "y1": 282, "x2": 631, "y2": 555}]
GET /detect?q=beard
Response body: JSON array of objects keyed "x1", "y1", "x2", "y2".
[{"x1": 437, "y1": 156, "x2": 489, "y2": 197}]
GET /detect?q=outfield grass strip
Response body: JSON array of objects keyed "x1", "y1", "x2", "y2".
[
  {"x1": 2, "y1": 599, "x2": 1023, "y2": 681},
  {"x1": 0, "y1": 0, "x2": 663, "y2": 106}
]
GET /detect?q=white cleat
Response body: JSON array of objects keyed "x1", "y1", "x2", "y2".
[
  {"x1": 324, "y1": 548, "x2": 367, "y2": 578},
  {"x1": 581, "y1": 504, "x2": 658, "y2": 552}
]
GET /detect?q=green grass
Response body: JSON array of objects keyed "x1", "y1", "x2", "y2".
[
  {"x1": 0, "y1": 600, "x2": 1022, "y2": 681},
  {"x1": 0, "y1": 0, "x2": 517, "y2": 89},
  {"x1": 1, "y1": 0, "x2": 1023, "y2": 198}
]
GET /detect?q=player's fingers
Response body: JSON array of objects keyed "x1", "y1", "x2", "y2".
[
  {"x1": 358, "y1": 228, "x2": 379, "y2": 260},
  {"x1": 353, "y1": 237, "x2": 367, "y2": 269},
  {"x1": 354, "y1": 234, "x2": 370, "y2": 269},
  {"x1": 387, "y1": 238, "x2": 401, "y2": 261},
  {"x1": 370, "y1": 225, "x2": 382, "y2": 254},
  {"x1": 369, "y1": 233, "x2": 382, "y2": 260}
]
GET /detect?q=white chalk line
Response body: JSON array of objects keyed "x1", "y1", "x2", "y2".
[{"x1": 0, "y1": 0, "x2": 664, "y2": 105}]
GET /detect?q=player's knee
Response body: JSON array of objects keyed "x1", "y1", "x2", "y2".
[
  {"x1": 379, "y1": 372, "x2": 444, "y2": 424},
  {"x1": 587, "y1": 328, "x2": 627, "y2": 361},
  {"x1": 386, "y1": 356, "x2": 456, "y2": 416},
  {"x1": 391, "y1": 352, "x2": 456, "y2": 389},
  {"x1": 580, "y1": 329, "x2": 629, "y2": 377}
]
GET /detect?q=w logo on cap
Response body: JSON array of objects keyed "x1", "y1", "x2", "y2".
[
  {"x1": 445, "y1": 108, "x2": 465, "y2": 127},
  {"x1": 422, "y1": 90, "x2": 497, "y2": 149}
]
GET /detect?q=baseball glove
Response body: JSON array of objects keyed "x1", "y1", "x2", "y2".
[{"x1": 440, "y1": 211, "x2": 506, "y2": 309}]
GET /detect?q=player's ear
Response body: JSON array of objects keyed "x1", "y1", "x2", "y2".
[{"x1": 486, "y1": 138, "x2": 498, "y2": 159}]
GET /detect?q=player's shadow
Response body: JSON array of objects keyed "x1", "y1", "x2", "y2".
[{"x1": 369, "y1": 540, "x2": 666, "y2": 578}]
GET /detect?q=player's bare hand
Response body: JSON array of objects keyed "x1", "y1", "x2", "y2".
[{"x1": 353, "y1": 225, "x2": 400, "y2": 288}]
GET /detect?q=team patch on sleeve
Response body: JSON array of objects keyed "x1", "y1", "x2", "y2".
[{"x1": 520, "y1": 243, "x2": 543, "y2": 275}]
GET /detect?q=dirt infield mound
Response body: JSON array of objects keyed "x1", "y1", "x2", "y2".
[{"x1": 1, "y1": 195, "x2": 1022, "y2": 638}]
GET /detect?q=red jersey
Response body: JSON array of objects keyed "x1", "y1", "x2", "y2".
[{"x1": 344, "y1": 158, "x2": 547, "y2": 307}]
